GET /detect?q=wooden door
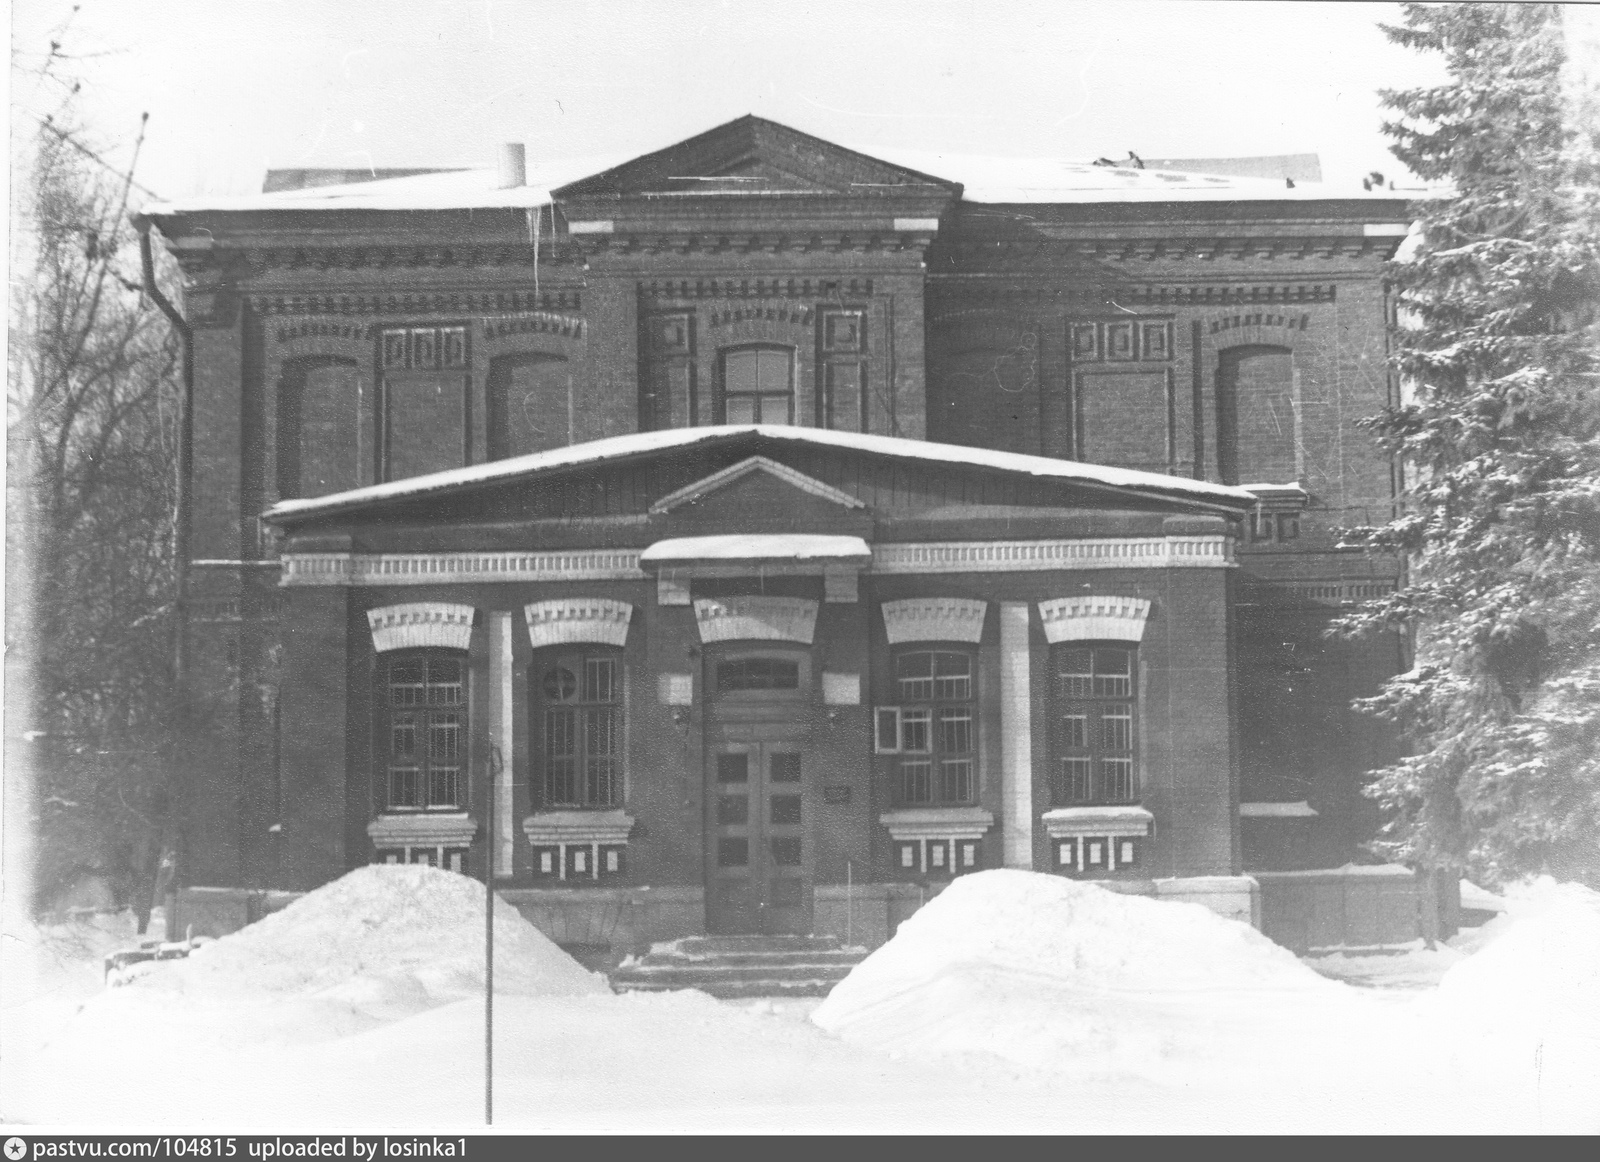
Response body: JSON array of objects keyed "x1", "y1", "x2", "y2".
[{"x1": 707, "y1": 737, "x2": 811, "y2": 935}]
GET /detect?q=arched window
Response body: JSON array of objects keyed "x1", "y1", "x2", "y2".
[
  {"x1": 1050, "y1": 644, "x2": 1138, "y2": 805},
  {"x1": 534, "y1": 648, "x2": 623, "y2": 808},
  {"x1": 876, "y1": 648, "x2": 977, "y2": 805},
  {"x1": 720, "y1": 346, "x2": 794, "y2": 425},
  {"x1": 278, "y1": 355, "x2": 361, "y2": 499},
  {"x1": 378, "y1": 651, "x2": 466, "y2": 812}
]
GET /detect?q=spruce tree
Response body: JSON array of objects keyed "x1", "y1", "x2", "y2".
[{"x1": 1339, "y1": 3, "x2": 1600, "y2": 887}]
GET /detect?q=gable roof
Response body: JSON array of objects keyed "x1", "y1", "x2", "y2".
[
  {"x1": 552, "y1": 115, "x2": 959, "y2": 200},
  {"x1": 263, "y1": 425, "x2": 1257, "y2": 526}
]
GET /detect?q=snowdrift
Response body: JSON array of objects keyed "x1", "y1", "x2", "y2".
[
  {"x1": 96, "y1": 865, "x2": 606, "y2": 1043},
  {"x1": 812, "y1": 869, "x2": 1340, "y2": 1081},
  {"x1": 1426, "y1": 879, "x2": 1600, "y2": 1132}
]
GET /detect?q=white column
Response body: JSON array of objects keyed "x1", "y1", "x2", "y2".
[
  {"x1": 489, "y1": 611, "x2": 516, "y2": 876},
  {"x1": 999, "y1": 602, "x2": 1034, "y2": 869}
]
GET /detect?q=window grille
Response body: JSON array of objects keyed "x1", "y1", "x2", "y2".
[{"x1": 1051, "y1": 645, "x2": 1139, "y2": 805}]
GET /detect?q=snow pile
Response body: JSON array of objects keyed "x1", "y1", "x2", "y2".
[
  {"x1": 154, "y1": 864, "x2": 605, "y2": 1006},
  {"x1": 813, "y1": 870, "x2": 1340, "y2": 1082},
  {"x1": 51, "y1": 865, "x2": 606, "y2": 1052}
]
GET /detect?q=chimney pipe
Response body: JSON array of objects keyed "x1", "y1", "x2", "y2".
[{"x1": 497, "y1": 142, "x2": 526, "y2": 188}]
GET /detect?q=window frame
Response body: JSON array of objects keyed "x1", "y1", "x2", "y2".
[
  {"x1": 1050, "y1": 643, "x2": 1140, "y2": 806},
  {"x1": 711, "y1": 648, "x2": 811, "y2": 704},
  {"x1": 718, "y1": 344, "x2": 796, "y2": 426},
  {"x1": 533, "y1": 646, "x2": 625, "y2": 810},
  {"x1": 882, "y1": 647, "x2": 979, "y2": 807},
  {"x1": 376, "y1": 649, "x2": 468, "y2": 814}
]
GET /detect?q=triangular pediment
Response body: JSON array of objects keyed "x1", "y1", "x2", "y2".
[
  {"x1": 649, "y1": 455, "x2": 868, "y2": 515},
  {"x1": 554, "y1": 115, "x2": 960, "y2": 199}
]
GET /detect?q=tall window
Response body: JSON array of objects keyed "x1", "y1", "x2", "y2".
[
  {"x1": 379, "y1": 653, "x2": 465, "y2": 812},
  {"x1": 876, "y1": 650, "x2": 977, "y2": 805},
  {"x1": 721, "y1": 346, "x2": 794, "y2": 425},
  {"x1": 537, "y1": 650, "x2": 622, "y2": 808},
  {"x1": 1051, "y1": 645, "x2": 1138, "y2": 805}
]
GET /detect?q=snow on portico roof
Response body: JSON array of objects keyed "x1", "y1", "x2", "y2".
[{"x1": 263, "y1": 424, "x2": 1258, "y2": 523}]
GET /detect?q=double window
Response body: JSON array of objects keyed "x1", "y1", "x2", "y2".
[
  {"x1": 720, "y1": 346, "x2": 794, "y2": 425},
  {"x1": 1052, "y1": 645, "x2": 1138, "y2": 805},
  {"x1": 537, "y1": 650, "x2": 622, "y2": 808},
  {"x1": 875, "y1": 649, "x2": 977, "y2": 806},
  {"x1": 379, "y1": 652, "x2": 465, "y2": 812}
]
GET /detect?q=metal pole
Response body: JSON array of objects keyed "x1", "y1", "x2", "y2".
[
  {"x1": 484, "y1": 745, "x2": 500, "y2": 1126},
  {"x1": 846, "y1": 860, "x2": 853, "y2": 947}
]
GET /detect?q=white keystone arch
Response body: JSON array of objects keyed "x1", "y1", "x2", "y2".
[
  {"x1": 693, "y1": 597, "x2": 818, "y2": 645},
  {"x1": 524, "y1": 598, "x2": 634, "y2": 649},
  {"x1": 880, "y1": 598, "x2": 989, "y2": 644},
  {"x1": 367, "y1": 602, "x2": 476, "y2": 652},
  {"x1": 1037, "y1": 596, "x2": 1152, "y2": 643}
]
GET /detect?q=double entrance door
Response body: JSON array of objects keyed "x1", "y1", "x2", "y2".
[{"x1": 704, "y1": 650, "x2": 813, "y2": 935}]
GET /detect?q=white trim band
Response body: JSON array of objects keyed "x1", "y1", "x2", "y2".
[
  {"x1": 282, "y1": 551, "x2": 645, "y2": 587},
  {"x1": 524, "y1": 598, "x2": 634, "y2": 648},
  {"x1": 1038, "y1": 596, "x2": 1152, "y2": 643},
  {"x1": 284, "y1": 537, "x2": 1231, "y2": 587},
  {"x1": 872, "y1": 537, "x2": 1231, "y2": 574},
  {"x1": 367, "y1": 602, "x2": 475, "y2": 652}
]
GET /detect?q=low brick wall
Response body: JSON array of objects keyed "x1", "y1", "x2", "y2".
[
  {"x1": 1155, "y1": 875, "x2": 1261, "y2": 928},
  {"x1": 1254, "y1": 865, "x2": 1420, "y2": 953},
  {"x1": 498, "y1": 886, "x2": 704, "y2": 956},
  {"x1": 813, "y1": 882, "x2": 948, "y2": 948}
]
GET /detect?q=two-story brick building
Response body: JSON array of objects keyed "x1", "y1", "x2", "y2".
[{"x1": 140, "y1": 116, "x2": 1410, "y2": 947}]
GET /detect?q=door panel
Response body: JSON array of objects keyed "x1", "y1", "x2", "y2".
[{"x1": 707, "y1": 739, "x2": 811, "y2": 934}]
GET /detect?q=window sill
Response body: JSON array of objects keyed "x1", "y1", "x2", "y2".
[
  {"x1": 367, "y1": 812, "x2": 478, "y2": 848},
  {"x1": 522, "y1": 809, "x2": 635, "y2": 845},
  {"x1": 879, "y1": 806, "x2": 994, "y2": 840},
  {"x1": 1042, "y1": 805, "x2": 1153, "y2": 838}
]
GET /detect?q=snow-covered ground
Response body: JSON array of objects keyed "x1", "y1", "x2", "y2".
[{"x1": 3, "y1": 867, "x2": 1596, "y2": 1134}]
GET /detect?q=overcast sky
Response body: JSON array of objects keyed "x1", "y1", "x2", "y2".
[{"x1": 10, "y1": 1, "x2": 1592, "y2": 208}]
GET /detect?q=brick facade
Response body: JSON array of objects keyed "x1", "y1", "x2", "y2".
[{"x1": 146, "y1": 117, "x2": 1410, "y2": 944}]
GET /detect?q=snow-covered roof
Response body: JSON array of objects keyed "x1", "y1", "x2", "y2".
[
  {"x1": 146, "y1": 149, "x2": 1422, "y2": 217},
  {"x1": 264, "y1": 424, "x2": 1258, "y2": 523},
  {"x1": 142, "y1": 155, "x2": 630, "y2": 216},
  {"x1": 640, "y1": 534, "x2": 871, "y2": 565},
  {"x1": 862, "y1": 146, "x2": 1403, "y2": 204},
  {"x1": 1240, "y1": 801, "x2": 1319, "y2": 818}
]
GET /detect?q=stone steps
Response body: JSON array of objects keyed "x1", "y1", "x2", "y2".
[{"x1": 609, "y1": 935, "x2": 870, "y2": 999}]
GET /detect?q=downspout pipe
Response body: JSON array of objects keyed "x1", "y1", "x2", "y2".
[{"x1": 135, "y1": 217, "x2": 194, "y2": 689}]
